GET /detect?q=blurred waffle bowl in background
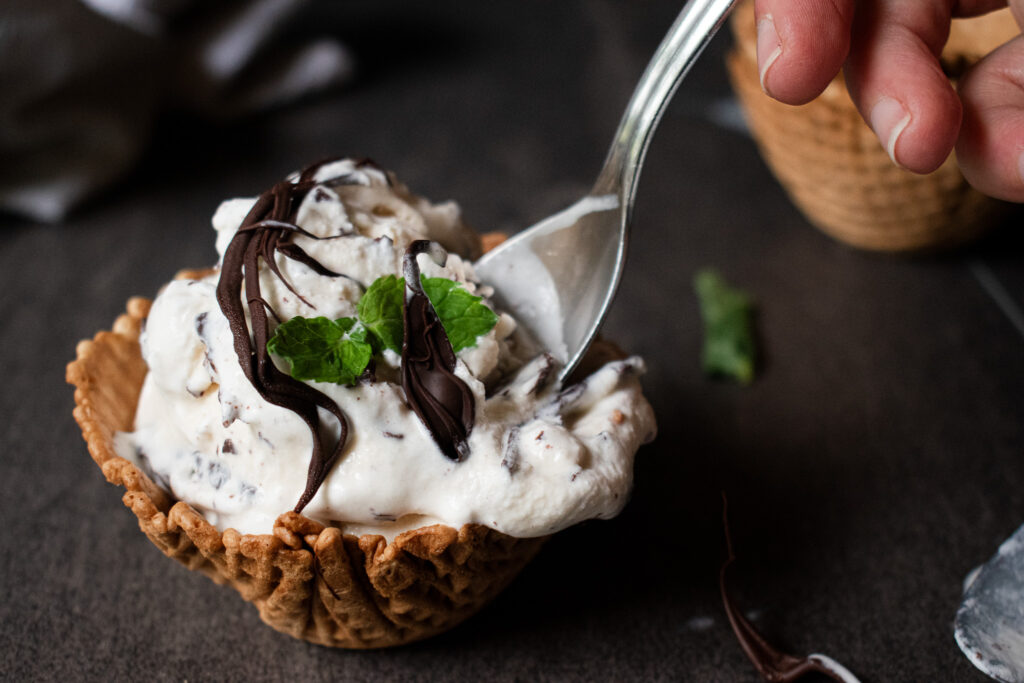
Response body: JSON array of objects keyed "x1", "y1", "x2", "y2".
[{"x1": 727, "y1": 1, "x2": 1018, "y2": 252}]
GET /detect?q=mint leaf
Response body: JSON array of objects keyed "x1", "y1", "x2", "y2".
[
  {"x1": 357, "y1": 275, "x2": 405, "y2": 352},
  {"x1": 694, "y1": 269, "x2": 756, "y2": 384},
  {"x1": 267, "y1": 316, "x2": 372, "y2": 385},
  {"x1": 422, "y1": 276, "x2": 499, "y2": 353},
  {"x1": 271, "y1": 275, "x2": 499, "y2": 381}
]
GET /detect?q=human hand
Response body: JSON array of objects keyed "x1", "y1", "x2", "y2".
[{"x1": 752, "y1": 1, "x2": 1024, "y2": 202}]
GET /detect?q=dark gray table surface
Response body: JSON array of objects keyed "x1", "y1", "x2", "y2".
[{"x1": 3, "y1": 1, "x2": 1023, "y2": 680}]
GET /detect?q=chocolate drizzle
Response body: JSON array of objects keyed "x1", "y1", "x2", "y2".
[
  {"x1": 400, "y1": 240, "x2": 475, "y2": 461},
  {"x1": 720, "y1": 497, "x2": 857, "y2": 683},
  {"x1": 215, "y1": 160, "x2": 352, "y2": 513}
]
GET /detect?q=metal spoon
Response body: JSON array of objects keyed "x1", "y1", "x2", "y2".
[{"x1": 474, "y1": 0, "x2": 741, "y2": 382}]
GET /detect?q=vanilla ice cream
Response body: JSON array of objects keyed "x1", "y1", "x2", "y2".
[{"x1": 117, "y1": 158, "x2": 655, "y2": 539}]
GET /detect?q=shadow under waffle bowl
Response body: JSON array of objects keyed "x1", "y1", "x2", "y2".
[
  {"x1": 67, "y1": 297, "x2": 546, "y2": 648},
  {"x1": 727, "y1": 2, "x2": 1016, "y2": 252}
]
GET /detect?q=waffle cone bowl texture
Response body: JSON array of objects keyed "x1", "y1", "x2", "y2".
[
  {"x1": 67, "y1": 295, "x2": 547, "y2": 649},
  {"x1": 727, "y1": 1, "x2": 1018, "y2": 252}
]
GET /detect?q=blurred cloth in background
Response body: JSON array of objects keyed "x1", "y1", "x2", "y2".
[{"x1": 1, "y1": 0, "x2": 353, "y2": 223}]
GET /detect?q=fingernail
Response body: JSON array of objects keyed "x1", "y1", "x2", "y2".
[
  {"x1": 757, "y1": 14, "x2": 782, "y2": 93},
  {"x1": 869, "y1": 97, "x2": 911, "y2": 166}
]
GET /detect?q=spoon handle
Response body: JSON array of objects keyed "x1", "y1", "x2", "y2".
[{"x1": 594, "y1": 0, "x2": 742, "y2": 203}]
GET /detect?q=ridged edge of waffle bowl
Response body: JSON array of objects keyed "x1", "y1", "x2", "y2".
[
  {"x1": 67, "y1": 291, "x2": 551, "y2": 649},
  {"x1": 727, "y1": 1, "x2": 1014, "y2": 252}
]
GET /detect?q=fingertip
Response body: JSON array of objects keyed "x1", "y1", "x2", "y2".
[
  {"x1": 958, "y1": 126, "x2": 1024, "y2": 203},
  {"x1": 845, "y1": 16, "x2": 962, "y2": 173},
  {"x1": 865, "y1": 80, "x2": 961, "y2": 174},
  {"x1": 755, "y1": 0, "x2": 853, "y2": 104},
  {"x1": 956, "y1": 39, "x2": 1024, "y2": 202}
]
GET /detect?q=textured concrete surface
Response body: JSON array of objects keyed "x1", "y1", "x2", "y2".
[{"x1": 2, "y1": 1, "x2": 1022, "y2": 680}]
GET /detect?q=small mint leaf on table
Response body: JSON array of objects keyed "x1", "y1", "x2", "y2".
[
  {"x1": 357, "y1": 275, "x2": 405, "y2": 352},
  {"x1": 694, "y1": 269, "x2": 756, "y2": 384},
  {"x1": 421, "y1": 276, "x2": 499, "y2": 353},
  {"x1": 267, "y1": 316, "x2": 372, "y2": 385}
]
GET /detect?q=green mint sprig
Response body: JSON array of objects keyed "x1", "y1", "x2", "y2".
[
  {"x1": 268, "y1": 275, "x2": 498, "y2": 385},
  {"x1": 420, "y1": 276, "x2": 499, "y2": 353},
  {"x1": 266, "y1": 316, "x2": 372, "y2": 385},
  {"x1": 694, "y1": 269, "x2": 756, "y2": 384},
  {"x1": 356, "y1": 274, "x2": 405, "y2": 352}
]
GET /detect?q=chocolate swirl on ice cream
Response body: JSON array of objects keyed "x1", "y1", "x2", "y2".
[
  {"x1": 216, "y1": 162, "x2": 351, "y2": 513},
  {"x1": 401, "y1": 240, "x2": 475, "y2": 461}
]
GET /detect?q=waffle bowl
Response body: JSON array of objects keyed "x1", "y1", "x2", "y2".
[
  {"x1": 727, "y1": 2, "x2": 1017, "y2": 252},
  {"x1": 67, "y1": 279, "x2": 556, "y2": 648}
]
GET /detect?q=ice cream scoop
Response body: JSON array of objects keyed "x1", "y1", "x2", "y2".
[
  {"x1": 114, "y1": 159, "x2": 655, "y2": 539},
  {"x1": 67, "y1": 159, "x2": 657, "y2": 648}
]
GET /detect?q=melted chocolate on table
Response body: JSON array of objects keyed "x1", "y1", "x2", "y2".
[
  {"x1": 400, "y1": 240, "x2": 475, "y2": 461},
  {"x1": 720, "y1": 499, "x2": 852, "y2": 683},
  {"x1": 215, "y1": 160, "x2": 355, "y2": 513}
]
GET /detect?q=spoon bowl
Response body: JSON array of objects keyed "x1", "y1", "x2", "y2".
[{"x1": 474, "y1": 0, "x2": 741, "y2": 383}]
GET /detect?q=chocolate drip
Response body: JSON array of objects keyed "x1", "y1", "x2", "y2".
[
  {"x1": 400, "y1": 240, "x2": 474, "y2": 461},
  {"x1": 215, "y1": 160, "x2": 352, "y2": 513},
  {"x1": 720, "y1": 497, "x2": 854, "y2": 683}
]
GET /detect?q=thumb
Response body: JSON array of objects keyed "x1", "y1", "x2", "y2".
[{"x1": 956, "y1": 33, "x2": 1024, "y2": 202}]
